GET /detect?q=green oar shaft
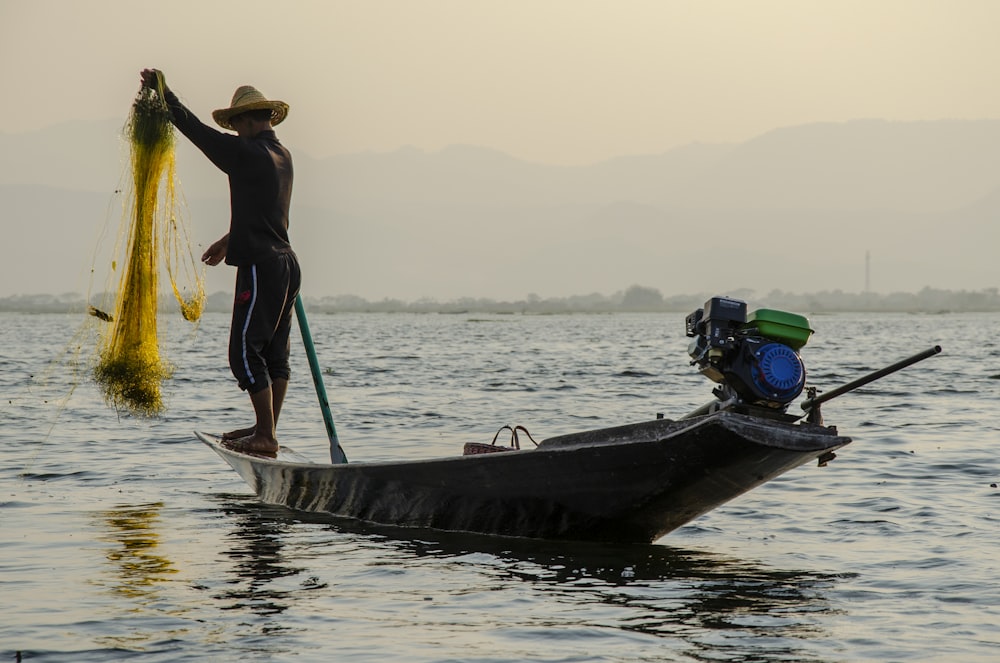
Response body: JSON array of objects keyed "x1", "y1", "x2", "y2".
[{"x1": 294, "y1": 295, "x2": 347, "y2": 464}]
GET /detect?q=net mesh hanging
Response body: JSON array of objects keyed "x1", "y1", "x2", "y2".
[{"x1": 93, "y1": 75, "x2": 205, "y2": 416}]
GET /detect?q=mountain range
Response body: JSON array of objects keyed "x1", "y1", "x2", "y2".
[{"x1": 2, "y1": 117, "x2": 998, "y2": 299}]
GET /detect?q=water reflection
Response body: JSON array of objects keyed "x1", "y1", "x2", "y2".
[
  {"x1": 395, "y1": 532, "x2": 843, "y2": 662},
  {"x1": 93, "y1": 502, "x2": 185, "y2": 653},
  {"x1": 96, "y1": 502, "x2": 178, "y2": 600},
  {"x1": 212, "y1": 495, "x2": 313, "y2": 618},
  {"x1": 210, "y1": 496, "x2": 843, "y2": 662}
]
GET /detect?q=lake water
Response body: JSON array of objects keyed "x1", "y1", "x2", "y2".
[{"x1": 2, "y1": 310, "x2": 999, "y2": 662}]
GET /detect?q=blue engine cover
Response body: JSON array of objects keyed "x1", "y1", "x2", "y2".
[{"x1": 750, "y1": 343, "x2": 805, "y2": 401}]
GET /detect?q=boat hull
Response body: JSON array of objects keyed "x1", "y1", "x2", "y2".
[{"x1": 198, "y1": 411, "x2": 850, "y2": 543}]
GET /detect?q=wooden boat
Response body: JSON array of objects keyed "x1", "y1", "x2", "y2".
[
  {"x1": 196, "y1": 411, "x2": 848, "y2": 543},
  {"x1": 197, "y1": 296, "x2": 939, "y2": 544}
]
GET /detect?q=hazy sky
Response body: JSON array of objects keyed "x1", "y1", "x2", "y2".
[{"x1": 4, "y1": 0, "x2": 1000, "y2": 165}]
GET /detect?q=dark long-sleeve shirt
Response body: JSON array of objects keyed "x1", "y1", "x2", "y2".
[{"x1": 163, "y1": 89, "x2": 294, "y2": 266}]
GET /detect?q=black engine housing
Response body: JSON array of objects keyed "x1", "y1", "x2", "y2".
[{"x1": 685, "y1": 296, "x2": 807, "y2": 409}]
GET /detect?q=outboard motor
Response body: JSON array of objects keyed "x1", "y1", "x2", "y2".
[{"x1": 685, "y1": 296, "x2": 813, "y2": 412}]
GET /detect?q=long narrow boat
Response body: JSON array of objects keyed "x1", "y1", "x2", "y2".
[
  {"x1": 197, "y1": 411, "x2": 848, "y2": 543},
  {"x1": 197, "y1": 296, "x2": 939, "y2": 544}
]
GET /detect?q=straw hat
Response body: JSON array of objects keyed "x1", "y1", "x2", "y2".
[{"x1": 212, "y1": 85, "x2": 289, "y2": 130}]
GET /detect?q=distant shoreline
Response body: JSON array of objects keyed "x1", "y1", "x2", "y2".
[{"x1": 3, "y1": 285, "x2": 999, "y2": 314}]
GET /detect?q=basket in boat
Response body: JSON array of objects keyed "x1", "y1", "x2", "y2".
[{"x1": 463, "y1": 425, "x2": 537, "y2": 455}]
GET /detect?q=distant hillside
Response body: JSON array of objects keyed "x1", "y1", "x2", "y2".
[
  {"x1": 2, "y1": 118, "x2": 998, "y2": 299},
  {"x1": 683, "y1": 119, "x2": 1000, "y2": 213}
]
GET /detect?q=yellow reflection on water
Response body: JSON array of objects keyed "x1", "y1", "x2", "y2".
[{"x1": 97, "y1": 502, "x2": 178, "y2": 600}]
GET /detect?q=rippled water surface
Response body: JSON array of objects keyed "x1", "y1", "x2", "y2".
[{"x1": 3, "y1": 311, "x2": 999, "y2": 661}]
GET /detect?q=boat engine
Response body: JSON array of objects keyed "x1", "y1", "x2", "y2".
[{"x1": 685, "y1": 296, "x2": 813, "y2": 411}]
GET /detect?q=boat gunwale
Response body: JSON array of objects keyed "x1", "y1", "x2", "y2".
[{"x1": 197, "y1": 410, "x2": 850, "y2": 472}]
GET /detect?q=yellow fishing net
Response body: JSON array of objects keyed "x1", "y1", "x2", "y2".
[{"x1": 93, "y1": 75, "x2": 205, "y2": 416}]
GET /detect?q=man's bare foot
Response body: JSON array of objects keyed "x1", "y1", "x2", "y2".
[
  {"x1": 221, "y1": 432, "x2": 279, "y2": 457},
  {"x1": 221, "y1": 426, "x2": 256, "y2": 441}
]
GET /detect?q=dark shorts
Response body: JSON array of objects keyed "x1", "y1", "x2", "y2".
[{"x1": 228, "y1": 252, "x2": 301, "y2": 394}]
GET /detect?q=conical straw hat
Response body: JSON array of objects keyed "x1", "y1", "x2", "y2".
[{"x1": 212, "y1": 85, "x2": 289, "y2": 130}]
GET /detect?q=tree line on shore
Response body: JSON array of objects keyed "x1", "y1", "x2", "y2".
[{"x1": 3, "y1": 284, "x2": 1000, "y2": 314}]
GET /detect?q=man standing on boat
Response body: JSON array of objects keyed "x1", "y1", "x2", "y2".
[{"x1": 140, "y1": 69, "x2": 299, "y2": 456}]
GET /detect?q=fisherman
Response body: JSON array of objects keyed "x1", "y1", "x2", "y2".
[{"x1": 140, "y1": 69, "x2": 299, "y2": 456}]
